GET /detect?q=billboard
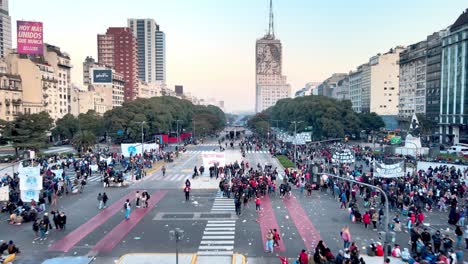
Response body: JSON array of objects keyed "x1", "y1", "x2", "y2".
[
  {"x1": 92, "y1": 69, "x2": 112, "y2": 83},
  {"x1": 17, "y1": 21, "x2": 44, "y2": 55},
  {"x1": 256, "y1": 41, "x2": 282, "y2": 75},
  {"x1": 121, "y1": 143, "x2": 159, "y2": 157}
]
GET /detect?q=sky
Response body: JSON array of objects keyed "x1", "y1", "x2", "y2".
[{"x1": 10, "y1": 0, "x2": 468, "y2": 113}]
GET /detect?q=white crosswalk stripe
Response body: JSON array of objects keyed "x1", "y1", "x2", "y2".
[
  {"x1": 68, "y1": 174, "x2": 102, "y2": 183},
  {"x1": 183, "y1": 150, "x2": 225, "y2": 154},
  {"x1": 246, "y1": 150, "x2": 269, "y2": 154},
  {"x1": 151, "y1": 173, "x2": 190, "y2": 182},
  {"x1": 198, "y1": 220, "x2": 236, "y2": 256},
  {"x1": 211, "y1": 191, "x2": 235, "y2": 212}
]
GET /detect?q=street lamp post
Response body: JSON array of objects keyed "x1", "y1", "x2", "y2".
[
  {"x1": 169, "y1": 228, "x2": 184, "y2": 264},
  {"x1": 175, "y1": 120, "x2": 183, "y2": 146},
  {"x1": 319, "y1": 173, "x2": 390, "y2": 263},
  {"x1": 192, "y1": 119, "x2": 196, "y2": 142},
  {"x1": 291, "y1": 121, "x2": 303, "y2": 164}
]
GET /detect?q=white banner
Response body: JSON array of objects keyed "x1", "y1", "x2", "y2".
[
  {"x1": 202, "y1": 152, "x2": 226, "y2": 169},
  {"x1": 121, "y1": 143, "x2": 159, "y2": 157},
  {"x1": 90, "y1": 164, "x2": 99, "y2": 172},
  {"x1": 121, "y1": 143, "x2": 142, "y2": 157},
  {"x1": 0, "y1": 186, "x2": 9, "y2": 201},
  {"x1": 100, "y1": 156, "x2": 113, "y2": 165},
  {"x1": 20, "y1": 189, "x2": 40, "y2": 202},
  {"x1": 18, "y1": 164, "x2": 42, "y2": 190},
  {"x1": 374, "y1": 161, "x2": 405, "y2": 178},
  {"x1": 51, "y1": 169, "x2": 64, "y2": 180}
]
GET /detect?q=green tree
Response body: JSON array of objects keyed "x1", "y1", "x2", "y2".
[
  {"x1": 416, "y1": 113, "x2": 436, "y2": 135},
  {"x1": 78, "y1": 110, "x2": 104, "y2": 137},
  {"x1": 357, "y1": 112, "x2": 385, "y2": 132},
  {"x1": 6, "y1": 112, "x2": 53, "y2": 156},
  {"x1": 72, "y1": 130, "x2": 96, "y2": 153},
  {"x1": 53, "y1": 113, "x2": 79, "y2": 140}
]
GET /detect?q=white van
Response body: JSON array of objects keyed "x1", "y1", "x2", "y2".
[{"x1": 446, "y1": 143, "x2": 468, "y2": 157}]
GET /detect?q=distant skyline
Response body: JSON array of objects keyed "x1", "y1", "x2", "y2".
[{"x1": 10, "y1": 0, "x2": 468, "y2": 112}]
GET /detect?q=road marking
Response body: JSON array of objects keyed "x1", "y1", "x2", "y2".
[
  {"x1": 197, "y1": 251, "x2": 233, "y2": 256},
  {"x1": 205, "y1": 227, "x2": 235, "y2": 231},
  {"x1": 202, "y1": 236, "x2": 235, "y2": 240},
  {"x1": 199, "y1": 246, "x2": 234, "y2": 250},
  {"x1": 256, "y1": 195, "x2": 286, "y2": 252},
  {"x1": 90, "y1": 191, "x2": 167, "y2": 253},
  {"x1": 206, "y1": 223, "x2": 235, "y2": 227},
  {"x1": 206, "y1": 220, "x2": 235, "y2": 223},
  {"x1": 283, "y1": 195, "x2": 322, "y2": 251},
  {"x1": 204, "y1": 231, "x2": 235, "y2": 235},
  {"x1": 200, "y1": 241, "x2": 234, "y2": 244},
  {"x1": 48, "y1": 191, "x2": 137, "y2": 252}
]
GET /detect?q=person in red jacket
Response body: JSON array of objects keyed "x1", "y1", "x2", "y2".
[
  {"x1": 299, "y1": 249, "x2": 308, "y2": 264},
  {"x1": 255, "y1": 196, "x2": 261, "y2": 212},
  {"x1": 417, "y1": 211, "x2": 425, "y2": 226},
  {"x1": 363, "y1": 211, "x2": 371, "y2": 229}
]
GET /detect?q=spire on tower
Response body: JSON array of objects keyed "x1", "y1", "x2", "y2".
[{"x1": 268, "y1": 0, "x2": 275, "y2": 38}]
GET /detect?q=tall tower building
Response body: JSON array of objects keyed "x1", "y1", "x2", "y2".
[
  {"x1": 97, "y1": 27, "x2": 138, "y2": 101},
  {"x1": 255, "y1": 0, "x2": 290, "y2": 113},
  {"x1": 128, "y1": 18, "x2": 166, "y2": 83},
  {"x1": 0, "y1": 0, "x2": 12, "y2": 57}
]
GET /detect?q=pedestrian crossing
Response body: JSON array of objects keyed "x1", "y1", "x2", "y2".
[
  {"x1": 183, "y1": 150, "x2": 269, "y2": 154},
  {"x1": 197, "y1": 220, "x2": 236, "y2": 256},
  {"x1": 211, "y1": 191, "x2": 235, "y2": 212},
  {"x1": 68, "y1": 174, "x2": 102, "y2": 183},
  {"x1": 197, "y1": 143, "x2": 220, "y2": 147},
  {"x1": 150, "y1": 173, "x2": 191, "y2": 182}
]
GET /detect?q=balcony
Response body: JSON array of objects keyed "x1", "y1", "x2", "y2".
[
  {"x1": 12, "y1": 112, "x2": 22, "y2": 116},
  {"x1": 4, "y1": 98, "x2": 10, "y2": 106},
  {"x1": 12, "y1": 99, "x2": 22, "y2": 105}
]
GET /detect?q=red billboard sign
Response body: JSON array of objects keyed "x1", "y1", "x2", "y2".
[{"x1": 17, "y1": 21, "x2": 43, "y2": 55}]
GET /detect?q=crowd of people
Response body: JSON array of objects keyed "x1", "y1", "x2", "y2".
[{"x1": 212, "y1": 135, "x2": 468, "y2": 263}]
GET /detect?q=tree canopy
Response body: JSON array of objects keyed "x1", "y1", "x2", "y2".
[
  {"x1": 4, "y1": 111, "x2": 53, "y2": 155},
  {"x1": 248, "y1": 95, "x2": 384, "y2": 139}
]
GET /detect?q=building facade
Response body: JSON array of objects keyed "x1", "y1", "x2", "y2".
[
  {"x1": 44, "y1": 44, "x2": 72, "y2": 120},
  {"x1": 98, "y1": 27, "x2": 138, "y2": 101},
  {"x1": 82, "y1": 56, "x2": 125, "y2": 109},
  {"x1": 368, "y1": 48, "x2": 403, "y2": 115},
  {"x1": 128, "y1": 19, "x2": 166, "y2": 83},
  {"x1": 317, "y1": 73, "x2": 347, "y2": 98},
  {"x1": 255, "y1": 1, "x2": 290, "y2": 113},
  {"x1": 349, "y1": 64, "x2": 366, "y2": 112},
  {"x1": 0, "y1": 0, "x2": 11, "y2": 57},
  {"x1": 398, "y1": 41, "x2": 427, "y2": 119},
  {"x1": 332, "y1": 75, "x2": 350, "y2": 101},
  {"x1": 439, "y1": 9, "x2": 468, "y2": 144},
  {"x1": 426, "y1": 30, "x2": 448, "y2": 123},
  {"x1": 0, "y1": 73, "x2": 21, "y2": 121}
]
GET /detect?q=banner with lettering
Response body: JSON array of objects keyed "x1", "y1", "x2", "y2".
[
  {"x1": 202, "y1": 152, "x2": 226, "y2": 169},
  {"x1": 374, "y1": 161, "x2": 405, "y2": 178},
  {"x1": 331, "y1": 149, "x2": 355, "y2": 164}
]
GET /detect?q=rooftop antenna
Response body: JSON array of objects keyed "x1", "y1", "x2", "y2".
[{"x1": 268, "y1": 0, "x2": 275, "y2": 38}]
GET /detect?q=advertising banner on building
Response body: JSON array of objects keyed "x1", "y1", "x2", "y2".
[
  {"x1": 0, "y1": 186, "x2": 9, "y2": 201},
  {"x1": 92, "y1": 69, "x2": 112, "y2": 83},
  {"x1": 17, "y1": 21, "x2": 44, "y2": 55},
  {"x1": 374, "y1": 161, "x2": 405, "y2": 178},
  {"x1": 202, "y1": 152, "x2": 226, "y2": 169}
]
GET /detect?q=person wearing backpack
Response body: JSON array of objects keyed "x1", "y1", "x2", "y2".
[{"x1": 124, "y1": 199, "x2": 131, "y2": 220}]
